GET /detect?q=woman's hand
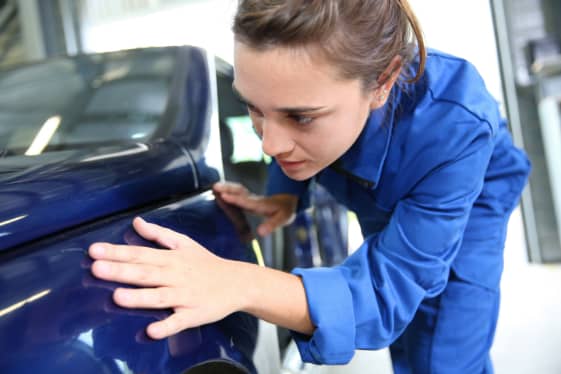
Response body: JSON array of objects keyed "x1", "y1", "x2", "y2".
[
  {"x1": 88, "y1": 217, "x2": 246, "y2": 340},
  {"x1": 213, "y1": 182, "x2": 298, "y2": 236}
]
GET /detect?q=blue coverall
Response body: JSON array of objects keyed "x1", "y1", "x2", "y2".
[{"x1": 266, "y1": 50, "x2": 531, "y2": 373}]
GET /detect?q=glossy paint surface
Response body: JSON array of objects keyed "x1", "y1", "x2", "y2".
[
  {"x1": 0, "y1": 192, "x2": 258, "y2": 374},
  {"x1": 0, "y1": 141, "x2": 198, "y2": 251}
]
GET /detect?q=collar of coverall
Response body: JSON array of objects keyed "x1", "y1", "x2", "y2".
[{"x1": 328, "y1": 87, "x2": 400, "y2": 190}]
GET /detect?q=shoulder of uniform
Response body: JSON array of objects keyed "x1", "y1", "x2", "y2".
[{"x1": 417, "y1": 50, "x2": 500, "y2": 136}]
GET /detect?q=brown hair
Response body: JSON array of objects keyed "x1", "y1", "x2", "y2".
[{"x1": 233, "y1": 0, "x2": 426, "y2": 90}]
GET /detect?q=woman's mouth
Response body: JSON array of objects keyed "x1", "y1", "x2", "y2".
[{"x1": 277, "y1": 159, "x2": 306, "y2": 171}]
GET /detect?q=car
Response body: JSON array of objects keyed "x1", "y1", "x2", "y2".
[{"x1": 0, "y1": 45, "x2": 348, "y2": 374}]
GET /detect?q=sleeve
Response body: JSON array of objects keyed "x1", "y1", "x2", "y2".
[
  {"x1": 266, "y1": 159, "x2": 312, "y2": 210},
  {"x1": 290, "y1": 123, "x2": 495, "y2": 364}
]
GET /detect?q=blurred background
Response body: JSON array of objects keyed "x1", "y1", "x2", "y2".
[{"x1": 1, "y1": 0, "x2": 560, "y2": 373}]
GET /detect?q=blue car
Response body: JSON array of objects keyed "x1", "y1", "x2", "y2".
[{"x1": 0, "y1": 46, "x2": 348, "y2": 373}]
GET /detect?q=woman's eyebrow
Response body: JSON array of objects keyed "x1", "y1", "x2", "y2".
[
  {"x1": 231, "y1": 83, "x2": 327, "y2": 114},
  {"x1": 276, "y1": 105, "x2": 327, "y2": 114}
]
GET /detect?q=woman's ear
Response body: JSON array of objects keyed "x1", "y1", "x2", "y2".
[{"x1": 369, "y1": 56, "x2": 402, "y2": 110}]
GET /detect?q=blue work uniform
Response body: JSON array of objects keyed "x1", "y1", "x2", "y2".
[{"x1": 266, "y1": 50, "x2": 531, "y2": 373}]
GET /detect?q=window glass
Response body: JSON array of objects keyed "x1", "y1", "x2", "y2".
[
  {"x1": 0, "y1": 50, "x2": 175, "y2": 157},
  {"x1": 215, "y1": 58, "x2": 270, "y2": 166},
  {"x1": 225, "y1": 115, "x2": 270, "y2": 164}
]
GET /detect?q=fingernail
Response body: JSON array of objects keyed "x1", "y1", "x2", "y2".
[
  {"x1": 89, "y1": 244, "x2": 105, "y2": 256},
  {"x1": 114, "y1": 289, "x2": 130, "y2": 304},
  {"x1": 147, "y1": 324, "x2": 162, "y2": 339},
  {"x1": 93, "y1": 261, "x2": 111, "y2": 275}
]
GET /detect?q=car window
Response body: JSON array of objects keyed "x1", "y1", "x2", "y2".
[
  {"x1": 0, "y1": 50, "x2": 175, "y2": 157},
  {"x1": 215, "y1": 57, "x2": 271, "y2": 197},
  {"x1": 215, "y1": 58, "x2": 269, "y2": 165}
]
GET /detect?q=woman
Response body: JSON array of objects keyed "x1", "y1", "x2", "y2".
[{"x1": 89, "y1": 0, "x2": 531, "y2": 372}]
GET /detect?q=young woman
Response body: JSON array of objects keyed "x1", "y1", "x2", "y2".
[{"x1": 89, "y1": 1, "x2": 531, "y2": 372}]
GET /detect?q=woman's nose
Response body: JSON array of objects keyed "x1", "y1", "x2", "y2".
[{"x1": 261, "y1": 120, "x2": 294, "y2": 158}]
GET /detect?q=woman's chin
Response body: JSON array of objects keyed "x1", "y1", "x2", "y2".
[{"x1": 280, "y1": 166, "x2": 318, "y2": 181}]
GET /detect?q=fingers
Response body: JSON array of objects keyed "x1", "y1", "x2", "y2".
[
  {"x1": 147, "y1": 311, "x2": 205, "y2": 340},
  {"x1": 91, "y1": 260, "x2": 174, "y2": 287},
  {"x1": 213, "y1": 182, "x2": 268, "y2": 214},
  {"x1": 89, "y1": 242, "x2": 171, "y2": 266},
  {"x1": 257, "y1": 223, "x2": 273, "y2": 237},
  {"x1": 114, "y1": 287, "x2": 177, "y2": 309},
  {"x1": 257, "y1": 210, "x2": 292, "y2": 236},
  {"x1": 220, "y1": 192, "x2": 269, "y2": 214},
  {"x1": 132, "y1": 217, "x2": 186, "y2": 250},
  {"x1": 212, "y1": 181, "x2": 249, "y2": 195}
]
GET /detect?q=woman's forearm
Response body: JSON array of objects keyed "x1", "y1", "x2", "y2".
[{"x1": 228, "y1": 260, "x2": 315, "y2": 336}]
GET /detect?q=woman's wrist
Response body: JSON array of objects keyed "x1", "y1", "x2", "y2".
[{"x1": 225, "y1": 259, "x2": 314, "y2": 335}]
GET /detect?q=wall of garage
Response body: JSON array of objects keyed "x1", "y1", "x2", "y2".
[{"x1": 80, "y1": 0, "x2": 238, "y2": 64}]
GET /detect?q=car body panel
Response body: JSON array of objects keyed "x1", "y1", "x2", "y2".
[
  {"x1": 0, "y1": 141, "x2": 200, "y2": 251},
  {"x1": 0, "y1": 191, "x2": 259, "y2": 374}
]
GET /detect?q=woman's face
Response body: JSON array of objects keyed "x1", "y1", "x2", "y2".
[{"x1": 233, "y1": 41, "x2": 385, "y2": 181}]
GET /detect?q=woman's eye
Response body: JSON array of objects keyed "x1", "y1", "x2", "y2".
[
  {"x1": 247, "y1": 105, "x2": 263, "y2": 117},
  {"x1": 289, "y1": 115, "x2": 314, "y2": 125}
]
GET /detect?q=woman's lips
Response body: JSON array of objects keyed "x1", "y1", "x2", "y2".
[{"x1": 277, "y1": 159, "x2": 306, "y2": 170}]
